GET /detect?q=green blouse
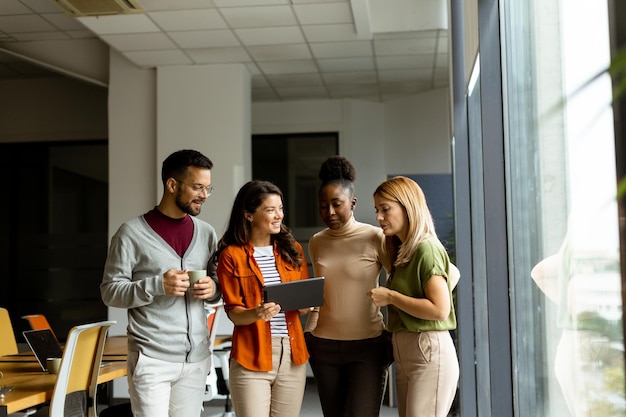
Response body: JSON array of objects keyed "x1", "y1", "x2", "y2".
[{"x1": 386, "y1": 237, "x2": 457, "y2": 333}]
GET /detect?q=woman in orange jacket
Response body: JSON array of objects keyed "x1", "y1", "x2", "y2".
[{"x1": 216, "y1": 180, "x2": 310, "y2": 417}]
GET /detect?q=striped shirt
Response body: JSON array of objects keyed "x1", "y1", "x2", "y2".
[{"x1": 254, "y1": 246, "x2": 288, "y2": 336}]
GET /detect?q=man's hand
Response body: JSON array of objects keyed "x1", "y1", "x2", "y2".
[
  {"x1": 190, "y1": 277, "x2": 216, "y2": 300},
  {"x1": 163, "y1": 269, "x2": 190, "y2": 296}
]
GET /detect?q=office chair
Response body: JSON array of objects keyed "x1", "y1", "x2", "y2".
[
  {"x1": 204, "y1": 303, "x2": 234, "y2": 417},
  {"x1": 22, "y1": 314, "x2": 57, "y2": 340},
  {"x1": 49, "y1": 320, "x2": 116, "y2": 417},
  {"x1": 0, "y1": 307, "x2": 38, "y2": 416},
  {"x1": 209, "y1": 345, "x2": 234, "y2": 417},
  {"x1": 0, "y1": 307, "x2": 18, "y2": 357}
]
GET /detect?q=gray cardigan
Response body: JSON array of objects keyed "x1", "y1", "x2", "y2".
[{"x1": 101, "y1": 214, "x2": 219, "y2": 363}]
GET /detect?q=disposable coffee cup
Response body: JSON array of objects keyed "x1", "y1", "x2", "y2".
[
  {"x1": 47, "y1": 357, "x2": 62, "y2": 374},
  {"x1": 187, "y1": 270, "x2": 206, "y2": 286}
]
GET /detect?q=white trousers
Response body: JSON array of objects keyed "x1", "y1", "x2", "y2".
[{"x1": 127, "y1": 351, "x2": 210, "y2": 417}]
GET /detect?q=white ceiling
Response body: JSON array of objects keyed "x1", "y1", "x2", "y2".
[{"x1": 0, "y1": 0, "x2": 450, "y2": 102}]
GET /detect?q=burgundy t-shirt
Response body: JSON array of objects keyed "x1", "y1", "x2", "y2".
[{"x1": 143, "y1": 207, "x2": 194, "y2": 257}]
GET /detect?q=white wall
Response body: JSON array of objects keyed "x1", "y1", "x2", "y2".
[
  {"x1": 384, "y1": 88, "x2": 453, "y2": 175},
  {"x1": 251, "y1": 89, "x2": 452, "y2": 223},
  {"x1": 156, "y1": 64, "x2": 251, "y2": 237}
]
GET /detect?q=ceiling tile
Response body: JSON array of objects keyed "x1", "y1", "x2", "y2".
[
  {"x1": 148, "y1": 9, "x2": 227, "y2": 31},
  {"x1": 0, "y1": 0, "x2": 31, "y2": 15},
  {"x1": 251, "y1": 87, "x2": 279, "y2": 101},
  {"x1": 21, "y1": 0, "x2": 61, "y2": 13},
  {"x1": 302, "y1": 23, "x2": 358, "y2": 42},
  {"x1": 139, "y1": 0, "x2": 217, "y2": 11},
  {"x1": 310, "y1": 40, "x2": 372, "y2": 59},
  {"x1": 13, "y1": 31, "x2": 69, "y2": 41},
  {"x1": 435, "y1": 53, "x2": 448, "y2": 69},
  {"x1": 168, "y1": 29, "x2": 240, "y2": 48},
  {"x1": 247, "y1": 44, "x2": 311, "y2": 61},
  {"x1": 374, "y1": 30, "x2": 439, "y2": 40},
  {"x1": 123, "y1": 49, "x2": 193, "y2": 66},
  {"x1": 2, "y1": 0, "x2": 450, "y2": 102},
  {"x1": 221, "y1": 5, "x2": 297, "y2": 28},
  {"x1": 0, "y1": 14, "x2": 56, "y2": 32},
  {"x1": 317, "y1": 56, "x2": 374, "y2": 72},
  {"x1": 78, "y1": 14, "x2": 161, "y2": 35},
  {"x1": 322, "y1": 71, "x2": 377, "y2": 85},
  {"x1": 374, "y1": 37, "x2": 437, "y2": 56},
  {"x1": 251, "y1": 75, "x2": 270, "y2": 87},
  {"x1": 265, "y1": 73, "x2": 324, "y2": 87},
  {"x1": 42, "y1": 13, "x2": 88, "y2": 31},
  {"x1": 381, "y1": 80, "x2": 432, "y2": 95},
  {"x1": 257, "y1": 59, "x2": 317, "y2": 74},
  {"x1": 293, "y1": 3, "x2": 353, "y2": 25},
  {"x1": 328, "y1": 83, "x2": 379, "y2": 98},
  {"x1": 214, "y1": 0, "x2": 288, "y2": 6},
  {"x1": 276, "y1": 85, "x2": 328, "y2": 100},
  {"x1": 101, "y1": 33, "x2": 178, "y2": 51},
  {"x1": 292, "y1": 0, "x2": 350, "y2": 3},
  {"x1": 235, "y1": 26, "x2": 304, "y2": 45},
  {"x1": 245, "y1": 62, "x2": 262, "y2": 75},
  {"x1": 378, "y1": 68, "x2": 432, "y2": 82},
  {"x1": 376, "y1": 54, "x2": 434, "y2": 70},
  {"x1": 66, "y1": 30, "x2": 95, "y2": 39},
  {"x1": 185, "y1": 46, "x2": 251, "y2": 64}
]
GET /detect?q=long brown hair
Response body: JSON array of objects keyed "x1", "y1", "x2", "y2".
[
  {"x1": 216, "y1": 180, "x2": 303, "y2": 268},
  {"x1": 374, "y1": 176, "x2": 437, "y2": 267}
]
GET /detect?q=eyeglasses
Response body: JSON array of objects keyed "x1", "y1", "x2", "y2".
[{"x1": 174, "y1": 179, "x2": 214, "y2": 196}]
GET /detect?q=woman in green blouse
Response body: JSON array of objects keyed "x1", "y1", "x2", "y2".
[{"x1": 368, "y1": 176, "x2": 459, "y2": 417}]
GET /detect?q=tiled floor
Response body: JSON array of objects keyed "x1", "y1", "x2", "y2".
[{"x1": 202, "y1": 377, "x2": 398, "y2": 417}]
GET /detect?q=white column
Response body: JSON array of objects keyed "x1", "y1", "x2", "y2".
[{"x1": 157, "y1": 64, "x2": 251, "y2": 237}]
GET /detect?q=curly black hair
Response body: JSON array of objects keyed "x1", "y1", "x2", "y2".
[{"x1": 318, "y1": 155, "x2": 356, "y2": 195}]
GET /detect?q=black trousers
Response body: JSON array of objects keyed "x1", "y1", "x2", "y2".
[{"x1": 305, "y1": 332, "x2": 392, "y2": 417}]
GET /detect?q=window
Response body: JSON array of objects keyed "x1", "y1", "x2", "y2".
[
  {"x1": 501, "y1": 0, "x2": 625, "y2": 415},
  {"x1": 252, "y1": 132, "x2": 338, "y2": 241}
]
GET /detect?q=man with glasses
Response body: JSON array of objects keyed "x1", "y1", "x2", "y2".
[{"x1": 101, "y1": 149, "x2": 220, "y2": 417}]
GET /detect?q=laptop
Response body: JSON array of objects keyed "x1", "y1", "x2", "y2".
[
  {"x1": 263, "y1": 277, "x2": 325, "y2": 311},
  {"x1": 22, "y1": 329, "x2": 63, "y2": 372}
]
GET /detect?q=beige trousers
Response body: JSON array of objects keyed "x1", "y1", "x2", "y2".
[
  {"x1": 393, "y1": 330, "x2": 459, "y2": 417},
  {"x1": 229, "y1": 336, "x2": 307, "y2": 417}
]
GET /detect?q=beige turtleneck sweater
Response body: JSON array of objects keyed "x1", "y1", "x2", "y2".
[{"x1": 306, "y1": 215, "x2": 390, "y2": 340}]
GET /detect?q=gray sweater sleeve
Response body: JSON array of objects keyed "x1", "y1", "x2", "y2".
[{"x1": 101, "y1": 219, "x2": 167, "y2": 309}]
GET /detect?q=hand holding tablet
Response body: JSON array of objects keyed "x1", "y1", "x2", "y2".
[{"x1": 263, "y1": 277, "x2": 325, "y2": 311}]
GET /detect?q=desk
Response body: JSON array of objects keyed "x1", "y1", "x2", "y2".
[{"x1": 0, "y1": 337, "x2": 127, "y2": 417}]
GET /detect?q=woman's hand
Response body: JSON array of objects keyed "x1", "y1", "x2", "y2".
[
  {"x1": 368, "y1": 287, "x2": 394, "y2": 307},
  {"x1": 255, "y1": 302, "x2": 281, "y2": 322}
]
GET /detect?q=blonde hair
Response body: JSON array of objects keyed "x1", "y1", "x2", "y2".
[{"x1": 373, "y1": 176, "x2": 437, "y2": 267}]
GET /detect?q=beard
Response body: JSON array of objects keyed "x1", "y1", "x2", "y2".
[{"x1": 175, "y1": 189, "x2": 203, "y2": 216}]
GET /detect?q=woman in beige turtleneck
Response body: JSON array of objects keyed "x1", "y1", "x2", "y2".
[{"x1": 304, "y1": 156, "x2": 392, "y2": 417}]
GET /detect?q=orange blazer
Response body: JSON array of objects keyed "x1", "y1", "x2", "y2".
[{"x1": 217, "y1": 241, "x2": 309, "y2": 371}]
